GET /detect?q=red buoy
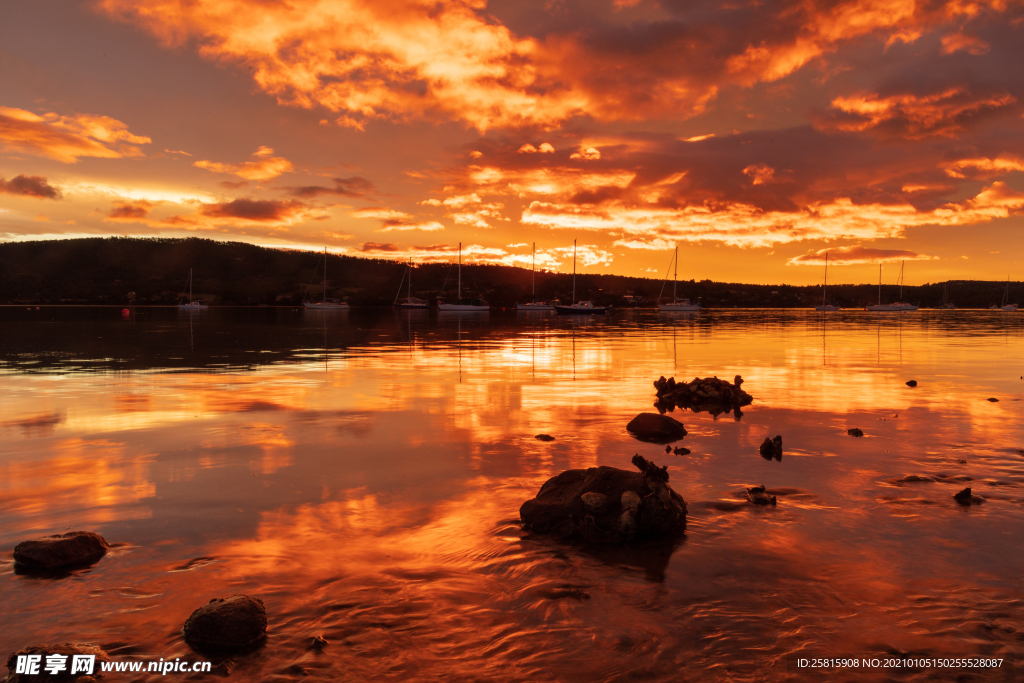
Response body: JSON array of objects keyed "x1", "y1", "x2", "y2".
[{"x1": 122, "y1": 308, "x2": 130, "y2": 317}]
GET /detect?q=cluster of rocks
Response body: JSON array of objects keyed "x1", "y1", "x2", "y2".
[
  {"x1": 653, "y1": 375, "x2": 753, "y2": 417},
  {"x1": 520, "y1": 455, "x2": 687, "y2": 544},
  {"x1": 7, "y1": 531, "x2": 271, "y2": 679}
]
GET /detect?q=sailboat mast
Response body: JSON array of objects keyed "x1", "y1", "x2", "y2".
[
  {"x1": 189, "y1": 268, "x2": 193, "y2": 303},
  {"x1": 878, "y1": 263, "x2": 882, "y2": 305},
  {"x1": 572, "y1": 239, "x2": 577, "y2": 303},
  {"x1": 899, "y1": 260, "x2": 904, "y2": 301},
  {"x1": 673, "y1": 246, "x2": 678, "y2": 301},
  {"x1": 823, "y1": 252, "x2": 828, "y2": 306},
  {"x1": 458, "y1": 242, "x2": 462, "y2": 299},
  {"x1": 408, "y1": 261, "x2": 412, "y2": 300},
  {"x1": 532, "y1": 243, "x2": 536, "y2": 300},
  {"x1": 323, "y1": 247, "x2": 327, "y2": 302}
]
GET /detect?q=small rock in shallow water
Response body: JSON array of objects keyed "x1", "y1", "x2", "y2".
[
  {"x1": 953, "y1": 487, "x2": 984, "y2": 505},
  {"x1": 535, "y1": 434, "x2": 555, "y2": 442},
  {"x1": 626, "y1": 413, "x2": 687, "y2": 444},
  {"x1": 673, "y1": 447, "x2": 690, "y2": 455},
  {"x1": 13, "y1": 531, "x2": 109, "y2": 572},
  {"x1": 5, "y1": 643, "x2": 109, "y2": 682},
  {"x1": 759, "y1": 435, "x2": 782, "y2": 461},
  {"x1": 987, "y1": 398, "x2": 999, "y2": 403},
  {"x1": 664, "y1": 444, "x2": 671, "y2": 453},
  {"x1": 182, "y1": 595, "x2": 267, "y2": 653},
  {"x1": 906, "y1": 380, "x2": 918, "y2": 387},
  {"x1": 310, "y1": 636, "x2": 328, "y2": 651},
  {"x1": 747, "y1": 485, "x2": 777, "y2": 506},
  {"x1": 653, "y1": 375, "x2": 753, "y2": 418},
  {"x1": 848, "y1": 428, "x2": 864, "y2": 437}
]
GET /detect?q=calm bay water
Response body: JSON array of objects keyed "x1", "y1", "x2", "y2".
[{"x1": 1, "y1": 307, "x2": 1022, "y2": 682}]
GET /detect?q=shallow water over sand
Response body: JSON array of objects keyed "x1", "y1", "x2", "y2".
[{"x1": 1, "y1": 307, "x2": 1022, "y2": 681}]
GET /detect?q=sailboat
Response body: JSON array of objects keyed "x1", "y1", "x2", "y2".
[
  {"x1": 999, "y1": 277, "x2": 1018, "y2": 311},
  {"x1": 939, "y1": 282, "x2": 955, "y2": 310},
  {"x1": 392, "y1": 261, "x2": 429, "y2": 309},
  {"x1": 177, "y1": 268, "x2": 208, "y2": 309},
  {"x1": 814, "y1": 252, "x2": 840, "y2": 311},
  {"x1": 516, "y1": 243, "x2": 556, "y2": 310},
  {"x1": 866, "y1": 261, "x2": 919, "y2": 311},
  {"x1": 553, "y1": 240, "x2": 607, "y2": 315},
  {"x1": 657, "y1": 246, "x2": 701, "y2": 312},
  {"x1": 304, "y1": 247, "x2": 350, "y2": 309},
  {"x1": 437, "y1": 243, "x2": 489, "y2": 311}
]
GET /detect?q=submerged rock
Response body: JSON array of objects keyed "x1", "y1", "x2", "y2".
[
  {"x1": 535, "y1": 434, "x2": 555, "y2": 442},
  {"x1": 906, "y1": 380, "x2": 918, "y2": 387},
  {"x1": 520, "y1": 455, "x2": 687, "y2": 543},
  {"x1": 953, "y1": 487, "x2": 984, "y2": 506},
  {"x1": 747, "y1": 485, "x2": 777, "y2": 506},
  {"x1": 5, "y1": 643, "x2": 109, "y2": 682},
  {"x1": 182, "y1": 595, "x2": 267, "y2": 653},
  {"x1": 310, "y1": 636, "x2": 328, "y2": 651},
  {"x1": 847, "y1": 428, "x2": 864, "y2": 437},
  {"x1": 13, "y1": 532, "x2": 109, "y2": 572},
  {"x1": 653, "y1": 375, "x2": 753, "y2": 418},
  {"x1": 626, "y1": 413, "x2": 687, "y2": 444},
  {"x1": 759, "y1": 435, "x2": 782, "y2": 461}
]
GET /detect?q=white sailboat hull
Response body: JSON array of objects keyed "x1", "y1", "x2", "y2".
[
  {"x1": 658, "y1": 302, "x2": 701, "y2": 312},
  {"x1": 1002, "y1": 304, "x2": 1019, "y2": 311}
]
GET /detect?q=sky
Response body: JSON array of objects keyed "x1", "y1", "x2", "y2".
[{"x1": 1, "y1": 0, "x2": 1023, "y2": 286}]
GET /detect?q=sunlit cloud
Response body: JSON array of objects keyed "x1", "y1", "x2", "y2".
[
  {"x1": 743, "y1": 163, "x2": 775, "y2": 185},
  {"x1": 0, "y1": 105, "x2": 150, "y2": 162},
  {"x1": 289, "y1": 176, "x2": 373, "y2": 198},
  {"x1": 0, "y1": 174, "x2": 62, "y2": 199},
  {"x1": 940, "y1": 31, "x2": 990, "y2": 55},
  {"x1": 570, "y1": 147, "x2": 601, "y2": 160},
  {"x1": 194, "y1": 147, "x2": 295, "y2": 180},
  {"x1": 104, "y1": 200, "x2": 154, "y2": 222},
  {"x1": 788, "y1": 243, "x2": 938, "y2": 265},
  {"x1": 823, "y1": 88, "x2": 1017, "y2": 138},
  {"x1": 523, "y1": 181, "x2": 1024, "y2": 249},
  {"x1": 942, "y1": 155, "x2": 1024, "y2": 178}
]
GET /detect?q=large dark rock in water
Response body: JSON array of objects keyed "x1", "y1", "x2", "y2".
[
  {"x1": 5, "y1": 643, "x2": 109, "y2": 682},
  {"x1": 520, "y1": 455, "x2": 687, "y2": 543},
  {"x1": 13, "y1": 532, "x2": 109, "y2": 572},
  {"x1": 182, "y1": 595, "x2": 267, "y2": 653},
  {"x1": 626, "y1": 413, "x2": 687, "y2": 443},
  {"x1": 654, "y1": 375, "x2": 753, "y2": 418}
]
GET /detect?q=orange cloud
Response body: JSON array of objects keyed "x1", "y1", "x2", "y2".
[
  {"x1": 788, "y1": 243, "x2": 937, "y2": 265},
  {"x1": 519, "y1": 181, "x2": 1024, "y2": 249},
  {"x1": 199, "y1": 198, "x2": 309, "y2": 222},
  {"x1": 824, "y1": 88, "x2": 1017, "y2": 138},
  {"x1": 0, "y1": 106, "x2": 150, "y2": 162},
  {"x1": 940, "y1": 31, "x2": 990, "y2": 55},
  {"x1": 0, "y1": 174, "x2": 62, "y2": 199},
  {"x1": 289, "y1": 176, "x2": 373, "y2": 198},
  {"x1": 743, "y1": 164, "x2": 775, "y2": 185},
  {"x1": 194, "y1": 147, "x2": 294, "y2": 180},
  {"x1": 942, "y1": 155, "x2": 1024, "y2": 178},
  {"x1": 105, "y1": 200, "x2": 154, "y2": 221}
]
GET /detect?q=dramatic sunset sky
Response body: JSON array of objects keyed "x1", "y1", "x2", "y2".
[{"x1": 1, "y1": 0, "x2": 1022, "y2": 284}]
